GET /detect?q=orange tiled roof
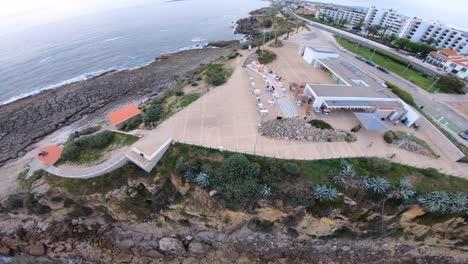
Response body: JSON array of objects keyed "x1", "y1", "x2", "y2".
[
  {"x1": 438, "y1": 49, "x2": 460, "y2": 57},
  {"x1": 37, "y1": 146, "x2": 63, "y2": 165},
  {"x1": 108, "y1": 104, "x2": 142, "y2": 126},
  {"x1": 451, "y1": 59, "x2": 468, "y2": 67}
]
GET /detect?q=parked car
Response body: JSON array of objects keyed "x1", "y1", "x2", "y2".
[
  {"x1": 365, "y1": 60, "x2": 376, "y2": 67},
  {"x1": 377, "y1": 66, "x2": 390, "y2": 74},
  {"x1": 459, "y1": 130, "x2": 468, "y2": 140},
  {"x1": 355, "y1": 56, "x2": 365, "y2": 61}
]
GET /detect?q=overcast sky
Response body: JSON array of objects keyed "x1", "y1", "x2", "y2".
[
  {"x1": 0, "y1": 0, "x2": 466, "y2": 34},
  {"x1": 320, "y1": 0, "x2": 467, "y2": 29}
]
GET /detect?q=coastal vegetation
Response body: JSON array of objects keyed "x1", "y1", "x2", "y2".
[
  {"x1": 308, "y1": 119, "x2": 333, "y2": 130},
  {"x1": 58, "y1": 131, "x2": 138, "y2": 165},
  {"x1": 256, "y1": 49, "x2": 277, "y2": 64},
  {"x1": 42, "y1": 143, "x2": 467, "y2": 214},
  {"x1": 204, "y1": 64, "x2": 233, "y2": 86},
  {"x1": 336, "y1": 37, "x2": 462, "y2": 94}
]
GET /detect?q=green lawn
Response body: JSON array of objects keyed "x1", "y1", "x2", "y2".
[{"x1": 336, "y1": 38, "x2": 452, "y2": 93}]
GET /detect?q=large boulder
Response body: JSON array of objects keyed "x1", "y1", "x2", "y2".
[
  {"x1": 158, "y1": 237, "x2": 185, "y2": 255},
  {"x1": 188, "y1": 241, "x2": 207, "y2": 255},
  {"x1": 26, "y1": 244, "x2": 46, "y2": 256}
]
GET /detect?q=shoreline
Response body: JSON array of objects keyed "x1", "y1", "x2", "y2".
[
  {"x1": 0, "y1": 42, "x2": 218, "y2": 107},
  {"x1": 0, "y1": 41, "x2": 239, "y2": 167}
]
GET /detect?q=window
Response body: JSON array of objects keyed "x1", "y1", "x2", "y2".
[{"x1": 461, "y1": 68, "x2": 467, "y2": 72}]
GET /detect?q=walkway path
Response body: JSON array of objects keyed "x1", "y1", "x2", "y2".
[{"x1": 46, "y1": 153, "x2": 128, "y2": 179}]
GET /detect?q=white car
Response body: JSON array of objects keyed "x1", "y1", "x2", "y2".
[{"x1": 338, "y1": 46, "x2": 347, "y2": 52}]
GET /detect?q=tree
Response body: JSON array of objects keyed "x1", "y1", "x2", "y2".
[
  {"x1": 339, "y1": 18, "x2": 348, "y2": 27},
  {"x1": 439, "y1": 75, "x2": 466, "y2": 94},
  {"x1": 366, "y1": 25, "x2": 382, "y2": 37},
  {"x1": 394, "y1": 38, "x2": 411, "y2": 50},
  {"x1": 353, "y1": 18, "x2": 365, "y2": 30}
]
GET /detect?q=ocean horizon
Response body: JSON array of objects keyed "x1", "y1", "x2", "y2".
[{"x1": 0, "y1": 0, "x2": 269, "y2": 105}]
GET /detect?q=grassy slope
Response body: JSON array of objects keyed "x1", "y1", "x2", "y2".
[{"x1": 57, "y1": 133, "x2": 139, "y2": 166}]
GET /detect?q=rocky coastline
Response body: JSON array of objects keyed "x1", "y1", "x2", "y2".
[{"x1": 0, "y1": 41, "x2": 238, "y2": 167}]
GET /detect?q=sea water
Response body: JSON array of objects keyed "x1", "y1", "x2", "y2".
[{"x1": 0, "y1": 0, "x2": 269, "y2": 105}]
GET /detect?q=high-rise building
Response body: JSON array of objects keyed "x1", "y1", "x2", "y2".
[
  {"x1": 401, "y1": 20, "x2": 468, "y2": 53},
  {"x1": 315, "y1": 7, "x2": 366, "y2": 26},
  {"x1": 363, "y1": 6, "x2": 468, "y2": 53},
  {"x1": 364, "y1": 7, "x2": 411, "y2": 37}
]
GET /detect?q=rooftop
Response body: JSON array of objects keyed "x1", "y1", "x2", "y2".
[
  {"x1": 308, "y1": 57, "x2": 395, "y2": 99},
  {"x1": 108, "y1": 104, "x2": 142, "y2": 126},
  {"x1": 37, "y1": 146, "x2": 63, "y2": 165}
]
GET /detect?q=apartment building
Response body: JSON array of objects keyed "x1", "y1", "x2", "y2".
[
  {"x1": 315, "y1": 7, "x2": 366, "y2": 26},
  {"x1": 364, "y1": 7, "x2": 411, "y2": 37},
  {"x1": 426, "y1": 49, "x2": 468, "y2": 79},
  {"x1": 401, "y1": 20, "x2": 468, "y2": 54}
]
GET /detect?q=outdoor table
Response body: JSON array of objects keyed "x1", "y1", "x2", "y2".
[
  {"x1": 254, "y1": 89, "x2": 261, "y2": 95},
  {"x1": 258, "y1": 103, "x2": 264, "y2": 109},
  {"x1": 268, "y1": 100, "x2": 275, "y2": 105},
  {"x1": 260, "y1": 109, "x2": 269, "y2": 116}
]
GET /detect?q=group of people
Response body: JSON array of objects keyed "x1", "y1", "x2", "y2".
[{"x1": 265, "y1": 85, "x2": 276, "y2": 93}]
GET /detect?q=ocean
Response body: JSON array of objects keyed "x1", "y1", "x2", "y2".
[{"x1": 0, "y1": 0, "x2": 269, "y2": 105}]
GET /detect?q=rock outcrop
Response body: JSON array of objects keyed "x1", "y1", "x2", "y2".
[{"x1": 259, "y1": 118, "x2": 355, "y2": 142}]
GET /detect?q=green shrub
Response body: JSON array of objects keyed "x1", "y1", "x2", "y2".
[
  {"x1": 144, "y1": 104, "x2": 163, "y2": 126},
  {"x1": 211, "y1": 154, "x2": 260, "y2": 210},
  {"x1": 227, "y1": 52, "x2": 240, "y2": 59},
  {"x1": 368, "y1": 158, "x2": 392, "y2": 173},
  {"x1": 309, "y1": 119, "x2": 333, "y2": 130},
  {"x1": 256, "y1": 49, "x2": 277, "y2": 64},
  {"x1": 282, "y1": 162, "x2": 301, "y2": 177},
  {"x1": 121, "y1": 115, "x2": 142, "y2": 131},
  {"x1": 205, "y1": 64, "x2": 232, "y2": 86},
  {"x1": 384, "y1": 131, "x2": 395, "y2": 144},
  {"x1": 175, "y1": 89, "x2": 184, "y2": 96},
  {"x1": 191, "y1": 81, "x2": 198, "y2": 87},
  {"x1": 423, "y1": 168, "x2": 442, "y2": 178},
  {"x1": 386, "y1": 81, "x2": 417, "y2": 108},
  {"x1": 60, "y1": 131, "x2": 115, "y2": 162}
]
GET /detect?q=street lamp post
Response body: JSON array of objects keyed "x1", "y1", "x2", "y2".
[
  {"x1": 428, "y1": 77, "x2": 440, "y2": 92},
  {"x1": 402, "y1": 62, "x2": 411, "y2": 74},
  {"x1": 262, "y1": 28, "x2": 266, "y2": 57},
  {"x1": 370, "y1": 49, "x2": 376, "y2": 60}
]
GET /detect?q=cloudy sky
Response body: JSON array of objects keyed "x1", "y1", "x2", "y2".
[
  {"x1": 0, "y1": 0, "x2": 466, "y2": 34},
  {"x1": 320, "y1": 0, "x2": 467, "y2": 29}
]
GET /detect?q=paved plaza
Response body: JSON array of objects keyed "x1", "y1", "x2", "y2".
[{"x1": 130, "y1": 40, "x2": 467, "y2": 177}]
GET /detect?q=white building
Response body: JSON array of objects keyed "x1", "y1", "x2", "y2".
[
  {"x1": 426, "y1": 49, "x2": 468, "y2": 79},
  {"x1": 316, "y1": 7, "x2": 366, "y2": 26},
  {"x1": 301, "y1": 47, "x2": 420, "y2": 129},
  {"x1": 364, "y1": 6, "x2": 412, "y2": 37},
  {"x1": 401, "y1": 20, "x2": 468, "y2": 54},
  {"x1": 363, "y1": 6, "x2": 468, "y2": 53}
]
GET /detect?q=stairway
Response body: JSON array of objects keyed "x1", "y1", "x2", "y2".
[{"x1": 277, "y1": 96, "x2": 299, "y2": 118}]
